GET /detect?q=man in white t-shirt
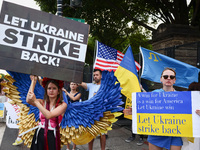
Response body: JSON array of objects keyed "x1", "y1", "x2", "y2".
[{"x1": 79, "y1": 69, "x2": 106, "y2": 150}]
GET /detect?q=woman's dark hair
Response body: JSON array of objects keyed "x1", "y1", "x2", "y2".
[
  {"x1": 44, "y1": 80, "x2": 63, "y2": 104},
  {"x1": 188, "y1": 82, "x2": 200, "y2": 91}
]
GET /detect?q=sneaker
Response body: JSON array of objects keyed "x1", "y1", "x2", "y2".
[
  {"x1": 12, "y1": 138, "x2": 23, "y2": 146},
  {"x1": 125, "y1": 136, "x2": 135, "y2": 143},
  {"x1": 105, "y1": 147, "x2": 110, "y2": 150},
  {"x1": 136, "y1": 138, "x2": 144, "y2": 146}
]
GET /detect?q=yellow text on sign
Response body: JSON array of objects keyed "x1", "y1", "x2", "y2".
[{"x1": 137, "y1": 113, "x2": 193, "y2": 137}]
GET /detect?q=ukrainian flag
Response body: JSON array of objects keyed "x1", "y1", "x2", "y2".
[
  {"x1": 0, "y1": 103, "x2": 4, "y2": 118},
  {"x1": 115, "y1": 46, "x2": 141, "y2": 119}
]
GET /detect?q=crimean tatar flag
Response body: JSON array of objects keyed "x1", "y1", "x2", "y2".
[{"x1": 140, "y1": 47, "x2": 200, "y2": 88}]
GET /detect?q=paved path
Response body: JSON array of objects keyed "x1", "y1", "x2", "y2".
[{"x1": 0, "y1": 120, "x2": 149, "y2": 150}]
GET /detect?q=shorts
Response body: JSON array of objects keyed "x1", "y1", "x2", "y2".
[{"x1": 148, "y1": 135, "x2": 183, "y2": 150}]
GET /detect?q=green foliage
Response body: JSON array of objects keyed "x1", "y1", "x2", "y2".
[
  {"x1": 34, "y1": 0, "x2": 200, "y2": 64},
  {"x1": 34, "y1": 0, "x2": 153, "y2": 64}
]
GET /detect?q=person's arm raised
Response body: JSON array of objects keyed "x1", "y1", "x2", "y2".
[
  {"x1": 35, "y1": 101, "x2": 67, "y2": 119},
  {"x1": 68, "y1": 93, "x2": 81, "y2": 101},
  {"x1": 26, "y1": 75, "x2": 39, "y2": 106},
  {"x1": 78, "y1": 82, "x2": 87, "y2": 90}
]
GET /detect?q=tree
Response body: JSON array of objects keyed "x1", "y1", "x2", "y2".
[
  {"x1": 104, "y1": 0, "x2": 200, "y2": 30},
  {"x1": 37, "y1": 0, "x2": 191, "y2": 64},
  {"x1": 34, "y1": 0, "x2": 153, "y2": 64}
]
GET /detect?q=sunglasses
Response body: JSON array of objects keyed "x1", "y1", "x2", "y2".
[{"x1": 162, "y1": 75, "x2": 175, "y2": 79}]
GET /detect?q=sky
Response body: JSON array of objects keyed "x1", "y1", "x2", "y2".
[
  {"x1": 0, "y1": 0, "x2": 40, "y2": 10},
  {"x1": 0, "y1": 0, "x2": 40, "y2": 74}
]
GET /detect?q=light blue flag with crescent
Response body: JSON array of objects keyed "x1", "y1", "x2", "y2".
[{"x1": 140, "y1": 47, "x2": 200, "y2": 88}]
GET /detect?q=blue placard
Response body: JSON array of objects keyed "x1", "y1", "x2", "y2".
[{"x1": 136, "y1": 91, "x2": 192, "y2": 114}]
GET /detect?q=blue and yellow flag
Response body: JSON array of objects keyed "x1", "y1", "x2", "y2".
[
  {"x1": 115, "y1": 46, "x2": 141, "y2": 119},
  {"x1": 0, "y1": 103, "x2": 4, "y2": 118},
  {"x1": 140, "y1": 47, "x2": 200, "y2": 88}
]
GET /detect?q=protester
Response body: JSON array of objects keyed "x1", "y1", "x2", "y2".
[
  {"x1": 62, "y1": 82, "x2": 81, "y2": 104},
  {"x1": 12, "y1": 134, "x2": 23, "y2": 146},
  {"x1": 62, "y1": 82, "x2": 81, "y2": 150},
  {"x1": 79, "y1": 69, "x2": 106, "y2": 150},
  {"x1": 125, "y1": 133, "x2": 144, "y2": 146},
  {"x1": 13, "y1": 112, "x2": 23, "y2": 146},
  {"x1": 123, "y1": 67, "x2": 182, "y2": 150},
  {"x1": 148, "y1": 67, "x2": 182, "y2": 150},
  {"x1": 13, "y1": 111, "x2": 23, "y2": 146},
  {"x1": 188, "y1": 82, "x2": 200, "y2": 92},
  {"x1": 26, "y1": 75, "x2": 67, "y2": 150},
  {"x1": 181, "y1": 82, "x2": 200, "y2": 150},
  {"x1": 13, "y1": 77, "x2": 43, "y2": 146}
]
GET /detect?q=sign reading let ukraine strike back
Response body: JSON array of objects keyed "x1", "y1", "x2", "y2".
[
  {"x1": 132, "y1": 91, "x2": 200, "y2": 137},
  {"x1": 0, "y1": 1, "x2": 90, "y2": 82}
]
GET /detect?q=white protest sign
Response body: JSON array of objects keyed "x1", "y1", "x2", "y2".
[{"x1": 132, "y1": 91, "x2": 200, "y2": 137}]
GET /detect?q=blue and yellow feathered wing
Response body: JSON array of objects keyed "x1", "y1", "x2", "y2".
[{"x1": 2, "y1": 71, "x2": 123, "y2": 147}]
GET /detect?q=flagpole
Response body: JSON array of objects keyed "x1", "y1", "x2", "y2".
[
  {"x1": 139, "y1": 47, "x2": 141, "y2": 83},
  {"x1": 93, "y1": 40, "x2": 98, "y2": 69},
  {"x1": 122, "y1": 44, "x2": 130, "y2": 54}
]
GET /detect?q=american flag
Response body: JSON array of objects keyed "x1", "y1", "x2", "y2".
[{"x1": 93, "y1": 41, "x2": 141, "y2": 72}]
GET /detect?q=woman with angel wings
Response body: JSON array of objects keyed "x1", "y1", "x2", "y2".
[
  {"x1": 2, "y1": 71, "x2": 123, "y2": 150},
  {"x1": 27, "y1": 75, "x2": 67, "y2": 150}
]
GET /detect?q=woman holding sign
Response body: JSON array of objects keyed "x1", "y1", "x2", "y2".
[
  {"x1": 148, "y1": 67, "x2": 182, "y2": 150},
  {"x1": 123, "y1": 68, "x2": 183, "y2": 150},
  {"x1": 27, "y1": 75, "x2": 67, "y2": 150}
]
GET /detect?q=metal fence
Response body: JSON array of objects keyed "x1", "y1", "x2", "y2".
[{"x1": 154, "y1": 41, "x2": 200, "y2": 68}]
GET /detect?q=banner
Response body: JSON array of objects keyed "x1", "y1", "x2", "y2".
[
  {"x1": 0, "y1": 1, "x2": 90, "y2": 82},
  {"x1": 132, "y1": 91, "x2": 200, "y2": 137},
  {"x1": 4, "y1": 101, "x2": 20, "y2": 128}
]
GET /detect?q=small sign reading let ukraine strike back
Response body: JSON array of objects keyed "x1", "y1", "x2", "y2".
[{"x1": 132, "y1": 91, "x2": 200, "y2": 137}]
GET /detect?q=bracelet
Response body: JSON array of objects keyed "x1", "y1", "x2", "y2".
[{"x1": 141, "y1": 88, "x2": 145, "y2": 92}]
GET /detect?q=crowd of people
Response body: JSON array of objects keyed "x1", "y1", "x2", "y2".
[{"x1": 1, "y1": 67, "x2": 200, "y2": 150}]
